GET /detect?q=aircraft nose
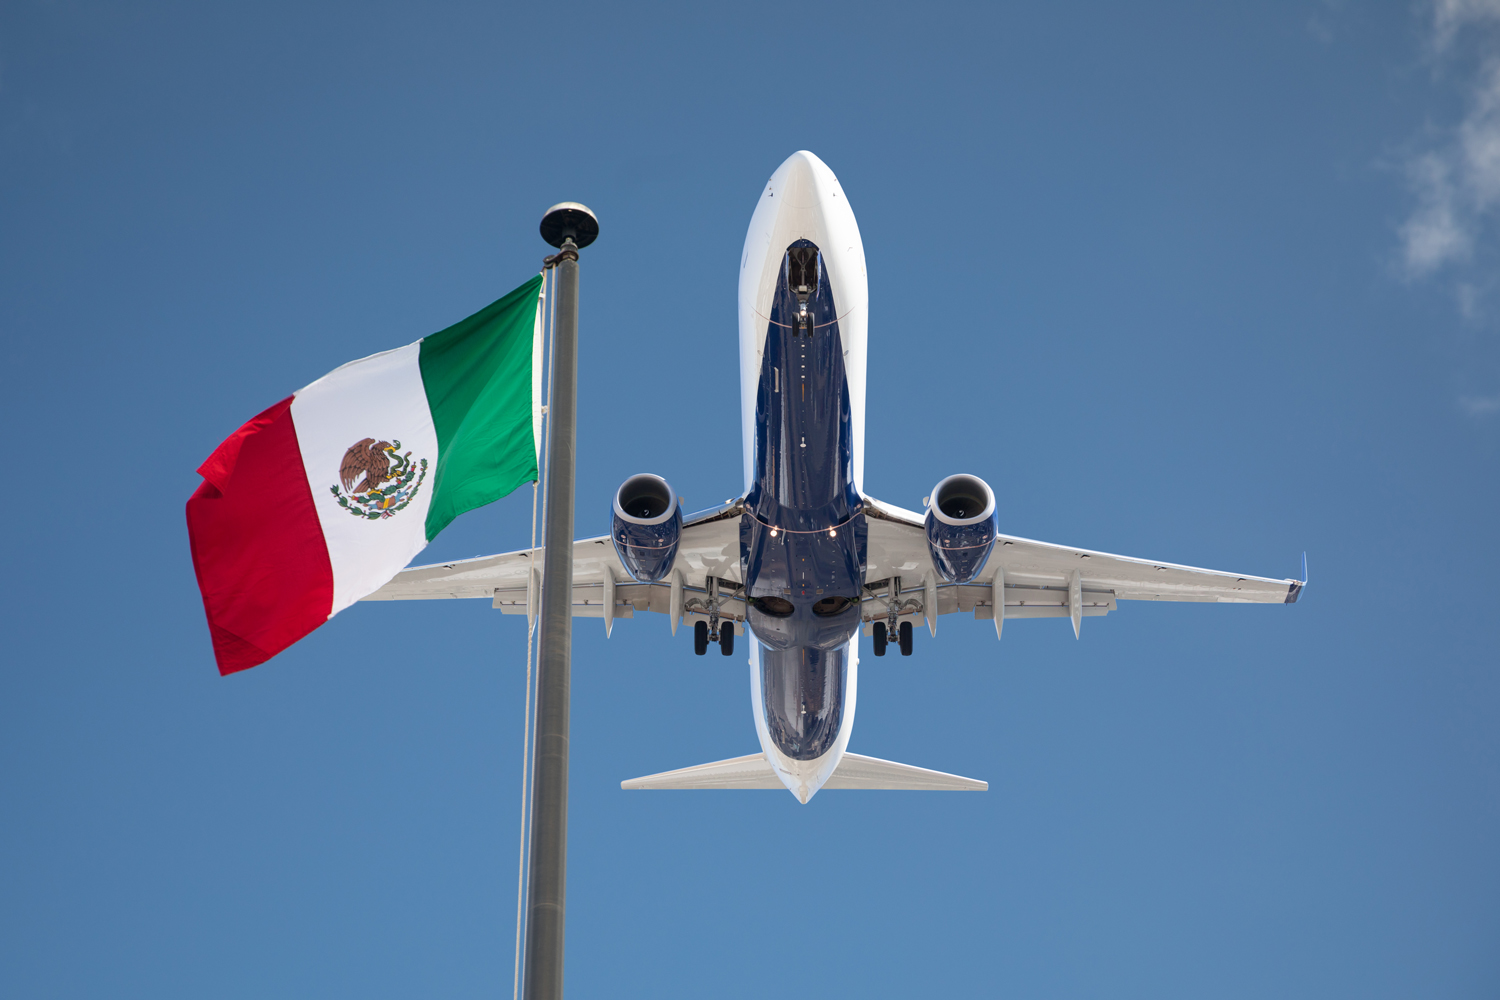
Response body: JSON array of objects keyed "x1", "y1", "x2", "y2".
[{"x1": 780, "y1": 150, "x2": 823, "y2": 209}]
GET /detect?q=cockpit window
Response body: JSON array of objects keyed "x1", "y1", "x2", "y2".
[
  {"x1": 751, "y1": 596, "x2": 795, "y2": 617},
  {"x1": 811, "y1": 595, "x2": 854, "y2": 617}
]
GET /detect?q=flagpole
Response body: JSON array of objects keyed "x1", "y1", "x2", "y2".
[{"x1": 523, "y1": 202, "x2": 597, "y2": 1000}]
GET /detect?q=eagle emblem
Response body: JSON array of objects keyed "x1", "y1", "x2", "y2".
[{"x1": 329, "y1": 437, "x2": 429, "y2": 520}]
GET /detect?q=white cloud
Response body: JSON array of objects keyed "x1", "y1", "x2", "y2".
[
  {"x1": 1458, "y1": 393, "x2": 1500, "y2": 414},
  {"x1": 1457, "y1": 280, "x2": 1483, "y2": 317},
  {"x1": 1432, "y1": 0, "x2": 1500, "y2": 53},
  {"x1": 1401, "y1": 151, "x2": 1471, "y2": 274},
  {"x1": 1460, "y1": 62, "x2": 1500, "y2": 207},
  {"x1": 1400, "y1": 3, "x2": 1500, "y2": 279}
]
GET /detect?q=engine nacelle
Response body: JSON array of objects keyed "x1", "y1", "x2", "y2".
[
  {"x1": 924, "y1": 474, "x2": 998, "y2": 583},
  {"x1": 611, "y1": 473, "x2": 682, "y2": 582}
]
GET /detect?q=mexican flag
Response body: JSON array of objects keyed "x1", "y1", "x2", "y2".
[{"x1": 187, "y1": 275, "x2": 545, "y2": 675}]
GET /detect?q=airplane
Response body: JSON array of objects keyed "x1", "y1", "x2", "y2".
[{"x1": 365, "y1": 150, "x2": 1305, "y2": 803}]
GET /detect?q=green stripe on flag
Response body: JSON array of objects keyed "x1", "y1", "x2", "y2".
[{"x1": 419, "y1": 274, "x2": 543, "y2": 541}]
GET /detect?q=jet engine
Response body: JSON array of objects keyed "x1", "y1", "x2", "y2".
[
  {"x1": 611, "y1": 473, "x2": 682, "y2": 582},
  {"x1": 924, "y1": 473, "x2": 998, "y2": 583}
]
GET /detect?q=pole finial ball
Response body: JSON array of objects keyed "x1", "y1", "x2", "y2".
[{"x1": 540, "y1": 202, "x2": 599, "y2": 249}]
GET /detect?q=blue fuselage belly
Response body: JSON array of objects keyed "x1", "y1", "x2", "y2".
[{"x1": 741, "y1": 243, "x2": 866, "y2": 760}]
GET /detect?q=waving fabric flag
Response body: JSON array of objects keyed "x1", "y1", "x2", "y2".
[{"x1": 187, "y1": 275, "x2": 545, "y2": 675}]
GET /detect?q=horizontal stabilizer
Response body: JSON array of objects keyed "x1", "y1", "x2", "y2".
[
  {"x1": 621, "y1": 753, "x2": 784, "y2": 790},
  {"x1": 825, "y1": 753, "x2": 987, "y2": 790},
  {"x1": 621, "y1": 752, "x2": 986, "y2": 791}
]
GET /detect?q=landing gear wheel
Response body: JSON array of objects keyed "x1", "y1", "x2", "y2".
[
  {"x1": 898, "y1": 620, "x2": 913, "y2": 656},
  {"x1": 694, "y1": 620, "x2": 709, "y2": 655},
  {"x1": 872, "y1": 621, "x2": 887, "y2": 656},
  {"x1": 719, "y1": 621, "x2": 735, "y2": 656}
]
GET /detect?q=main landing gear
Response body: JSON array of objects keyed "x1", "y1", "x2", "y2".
[
  {"x1": 872, "y1": 575, "x2": 914, "y2": 657},
  {"x1": 691, "y1": 574, "x2": 736, "y2": 657},
  {"x1": 871, "y1": 620, "x2": 914, "y2": 657},
  {"x1": 693, "y1": 619, "x2": 735, "y2": 657}
]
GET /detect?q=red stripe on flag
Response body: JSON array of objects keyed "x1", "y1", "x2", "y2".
[{"x1": 186, "y1": 396, "x2": 334, "y2": 675}]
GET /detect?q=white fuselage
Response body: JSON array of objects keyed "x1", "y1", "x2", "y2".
[{"x1": 738, "y1": 151, "x2": 870, "y2": 803}]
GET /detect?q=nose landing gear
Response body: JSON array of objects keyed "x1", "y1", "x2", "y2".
[{"x1": 788, "y1": 244, "x2": 818, "y2": 338}]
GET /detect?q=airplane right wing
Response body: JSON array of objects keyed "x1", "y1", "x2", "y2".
[{"x1": 859, "y1": 495, "x2": 1304, "y2": 634}]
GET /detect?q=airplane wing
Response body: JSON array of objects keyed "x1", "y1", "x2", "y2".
[
  {"x1": 362, "y1": 501, "x2": 749, "y2": 632},
  {"x1": 860, "y1": 495, "x2": 1303, "y2": 636}
]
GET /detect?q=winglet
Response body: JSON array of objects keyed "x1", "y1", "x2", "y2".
[{"x1": 1285, "y1": 552, "x2": 1307, "y2": 604}]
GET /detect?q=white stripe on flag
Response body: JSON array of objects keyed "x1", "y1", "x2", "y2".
[{"x1": 291, "y1": 342, "x2": 440, "y2": 616}]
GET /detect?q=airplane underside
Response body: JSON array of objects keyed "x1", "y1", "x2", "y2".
[{"x1": 365, "y1": 150, "x2": 1305, "y2": 804}]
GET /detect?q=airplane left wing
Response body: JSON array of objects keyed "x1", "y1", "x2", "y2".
[{"x1": 362, "y1": 501, "x2": 749, "y2": 631}]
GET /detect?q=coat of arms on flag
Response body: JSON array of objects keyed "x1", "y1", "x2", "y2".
[{"x1": 332, "y1": 438, "x2": 429, "y2": 519}]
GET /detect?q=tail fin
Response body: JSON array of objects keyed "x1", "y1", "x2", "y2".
[{"x1": 621, "y1": 752, "x2": 986, "y2": 791}]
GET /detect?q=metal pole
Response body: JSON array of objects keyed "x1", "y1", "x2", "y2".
[{"x1": 524, "y1": 203, "x2": 596, "y2": 1000}]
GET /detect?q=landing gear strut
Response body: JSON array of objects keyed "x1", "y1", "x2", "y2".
[
  {"x1": 872, "y1": 577, "x2": 913, "y2": 657},
  {"x1": 693, "y1": 574, "x2": 738, "y2": 657},
  {"x1": 889, "y1": 576, "x2": 914, "y2": 656}
]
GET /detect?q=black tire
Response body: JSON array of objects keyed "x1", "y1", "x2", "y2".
[
  {"x1": 899, "y1": 620, "x2": 913, "y2": 656},
  {"x1": 872, "y1": 621, "x2": 887, "y2": 656},
  {"x1": 719, "y1": 621, "x2": 735, "y2": 656},
  {"x1": 694, "y1": 620, "x2": 708, "y2": 655}
]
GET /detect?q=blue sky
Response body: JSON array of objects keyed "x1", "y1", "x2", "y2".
[{"x1": 2, "y1": 2, "x2": 1498, "y2": 997}]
